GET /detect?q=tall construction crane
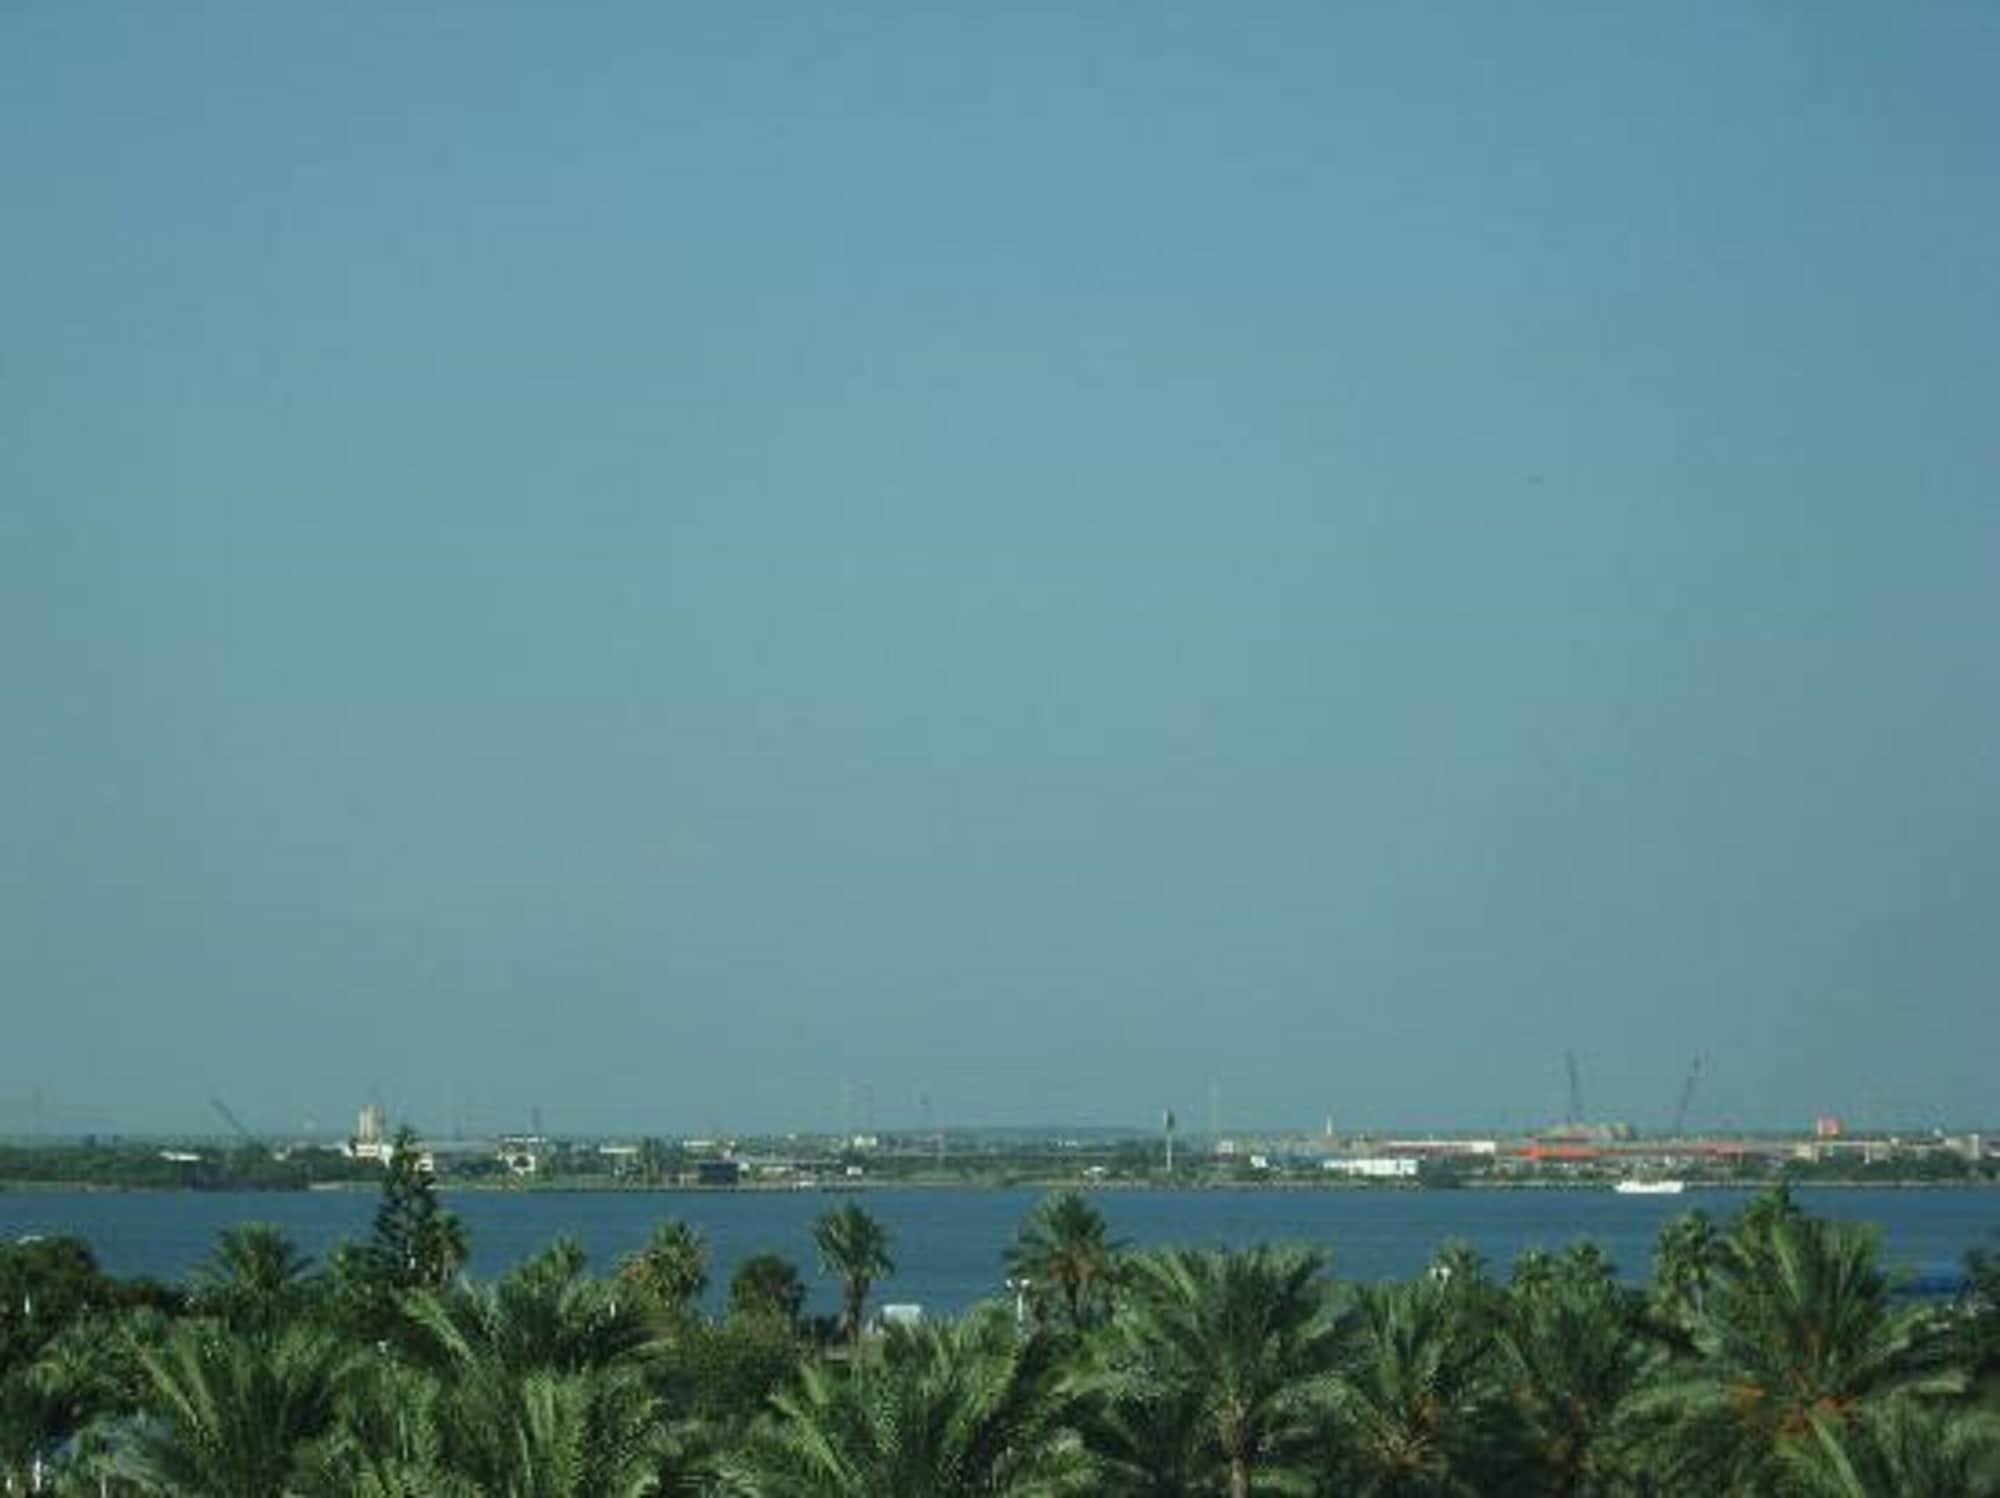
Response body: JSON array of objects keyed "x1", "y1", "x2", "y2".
[
  {"x1": 1670, "y1": 1057, "x2": 1703, "y2": 1137},
  {"x1": 210, "y1": 1096, "x2": 256, "y2": 1147}
]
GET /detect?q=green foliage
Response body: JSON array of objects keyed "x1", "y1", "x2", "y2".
[
  {"x1": 23, "y1": 1305, "x2": 173, "y2": 1490},
  {"x1": 0, "y1": 1142, "x2": 376, "y2": 1191},
  {"x1": 619, "y1": 1219, "x2": 710, "y2": 1317},
  {"x1": 1635, "y1": 1197, "x2": 1961, "y2": 1493},
  {"x1": 1651, "y1": 1208, "x2": 1727, "y2": 1338},
  {"x1": 295, "y1": 1358, "x2": 479, "y2": 1497},
  {"x1": 813, "y1": 1204, "x2": 894, "y2": 1347},
  {"x1": 1322, "y1": 1275, "x2": 1505, "y2": 1496},
  {"x1": 192, "y1": 1223, "x2": 317, "y2": 1338},
  {"x1": 0, "y1": 1235, "x2": 132, "y2": 1486},
  {"x1": 402, "y1": 1237, "x2": 651, "y2": 1377},
  {"x1": 1962, "y1": 1247, "x2": 2000, "y2": 1396},
  {"x1": 1098, "y1": 1245, "x2": 1340, "y2": 1498},
  {"x1": 364, "y1": 1127, "x2": 468, "y2": 1293},
  {"x1": 1003, "y1": 1191, "x2": 1125, "y2": 1332},
  {"x1": 1495, "y1": 1243, "x2": 1658, "y2": 1494},
  {"x1": 5, "y1": 1183, "x2": 1999, "y2": 1497},
  {"x1": 0, "y1": 1236, "x2": 114, "y2": 1372},
  {"x1": 719, "y1": 1304, "x2": 1093, "y2": 1497},
  {"x1": 1780, "y1": 1395, "x2": 2000, "y2": 1497},
  {"x1": 108, "y1": 1320, "x2": 352, "y2": 1496},
  {"x1": 304, "y1": 1337, "x2": 685, "y2": 1498},
  {"x1": 730, "y1": 1252, "x2": 808, "y2": 1328},
  {"x1": 649, "y1": 1312, "x2": 803, "y2": 1441}
]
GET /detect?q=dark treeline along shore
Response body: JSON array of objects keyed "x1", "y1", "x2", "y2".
[{"x1": 5, "y1": 1130, "x2": 2000, "y2": 1496}]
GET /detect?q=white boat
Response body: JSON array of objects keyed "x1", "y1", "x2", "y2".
[{"x1": 1613, "y1": 1178, "x2": 1685, "y2": 1195}]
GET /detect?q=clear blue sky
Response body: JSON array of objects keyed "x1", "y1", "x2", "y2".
[{"x1": 5, "y1": 4, "x2": 1997, "y2": 1137}]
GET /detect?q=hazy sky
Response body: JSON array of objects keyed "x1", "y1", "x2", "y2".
[{"x1": 6, "y1": 4, "x2": 1997, "y2": 1138}]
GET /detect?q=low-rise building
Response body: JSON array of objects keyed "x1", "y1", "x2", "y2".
[{"x1": 1324, "y1": 1156, "x2": 1419, "y2": 1179}]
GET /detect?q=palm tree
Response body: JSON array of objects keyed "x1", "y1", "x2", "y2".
[
  {"x1": 0, "y1": 1233, "x2": 120, "y2": 1488},
  {"x1": 316, "y1": 1240, "x2": 696, "y2": 1498},
  {"x1": 1650, "y1": 1209, "x2": 1726, "y2": 1335},
  {"x1": 193, "y1": 1223, "x2": 317, "y2": 1336},
  {"x1": 296, "y1": 1359, "x2": 475, "y2": 1498},
  {"x1": 438, "y1": 1361, "x2": 675, "y2": 1498},
  {"x1": 1635, "y1": 1208, "x2": 1960, "y2": 1492},
  {"x1": 1098, "y1": 1245, "x2": 1339, "y2": 1498},
  {"x1": 730, "y1": 1252, "x2": 807, "y2": 1328},
  {"x1": 1071, "y1": 1365, "x2": 1217, "y2": 1497},
  {"x1": 1781, "y1": 1396, "x2": 2000, "y2": 1497},
  {"x1": 1508, "y1": 1248, "x2": 1560, "y2": 1298},
  {"x1": 1958, "y1": 1247, "x2": 2000, "y2": 1399},
  {"x1": 401, "y1": 1237, "x2": 650, "y2": 1377},
  {"x1": 1425, "y1": 1241, "x2": 1491, "y2": 1292},
  {"x1": 1495, "y1": 1245, "x2": 1656, "y2": 1496},
  {"x1": 109, "y1": 1320, "x2": 352, "y2": 1496},
  {"x1": 814, "y1": 1204, "x2": 894, "y2": 1350},
  {"x1": 309, "y1": 1351, "x2": 682, "y2": 1498},
  {"x1": 1733, "y1": 1182, "x2": 1804, "y2": 1245},
  {"x1": 618, "y1": 1220, "x2": 710, "y2": 1319},
  {"x1": 1003, "y1": 1192, "x2": 1124, "y2": 1332},
  {"x1": 719, "y1": 1304, "x2": 1091, "y2": 1496},
  {"x1": 1322, "y1": 1276, "x2": 1504, "y2": 1496},
  {"x1": 21, "y1": 1304, "x2": 171, "y2": 1490}
]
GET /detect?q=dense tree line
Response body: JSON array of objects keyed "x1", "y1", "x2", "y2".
[
  {"x1": 0, "y1": 1143, "x2": 381, "y2": 1193},
  {"x1": 3, "y1": 1131, "x2": 1998, "y2": 1494}
]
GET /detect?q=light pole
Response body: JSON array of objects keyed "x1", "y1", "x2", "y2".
[{"x1": 1006, "y1": 1276, "x2": 1032, "y2": 1330}]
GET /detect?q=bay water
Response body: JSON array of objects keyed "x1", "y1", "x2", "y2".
[{"x1": 5, "y1": 1186, "x2": 1995, "y2": 1319}]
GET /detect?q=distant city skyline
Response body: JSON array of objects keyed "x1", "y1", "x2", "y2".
[{"x1": 6, "y1": 4, "x2": 1998, "y2": 1136}]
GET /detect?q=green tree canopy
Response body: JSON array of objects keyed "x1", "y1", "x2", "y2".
[
  {"x1": 192, "y1": 1223, "x2": 317, "y2": 1338},
  {"x1": 813, "y1": 1205, "x2": 894, "y2": 1350},
  {"x1": 1002, "y1": 1191, "x2": 1124, "y2": 1332},
  {"x1": 364, "y1": 1128, "x2": 467, "y2": 1293},
  {"x1": 619, "y1": 1220, "x2": 710, "y2": 1319},
  {"x1": 1099, "y1": 1245, "x2": 1339, "y2": 1498},
  {"x1": 729, "y1": 1252, "x2": 807, "y2": 1328},
  {"x1": 720, "y1": 1304, "x2": 1090, "y2": 1496}
]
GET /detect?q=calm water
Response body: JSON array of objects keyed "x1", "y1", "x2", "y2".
[{"x1": 4, "y1": 1187, "x2": 1995, "y2": 1317}]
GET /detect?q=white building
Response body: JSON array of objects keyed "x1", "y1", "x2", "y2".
[{"x1": 1323, "y1": 1156, "x2": 1419, "y2": 1179}]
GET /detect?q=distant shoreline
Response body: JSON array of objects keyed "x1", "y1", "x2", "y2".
[{"x1": 4, "y1": 1176, "x2": 1996, "y2": 1197}]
